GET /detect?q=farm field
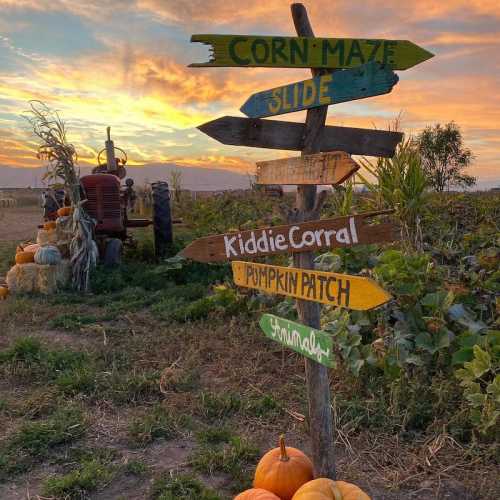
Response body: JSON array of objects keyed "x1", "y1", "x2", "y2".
[{"x1": 0, "y1": 190, "x2": 499, "y2": 499}]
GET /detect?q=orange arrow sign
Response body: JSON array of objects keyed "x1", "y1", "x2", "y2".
[{"x1": 256, "y1": 151, "x2": 359, "y2": 185}]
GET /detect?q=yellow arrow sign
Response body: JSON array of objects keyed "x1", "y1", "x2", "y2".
[
  {"x1": 232, "y1": 261, "x2": 392, "y2": 311},
  {"x1": 190, "y1": 35, "x2": 434, "y2": 70}
]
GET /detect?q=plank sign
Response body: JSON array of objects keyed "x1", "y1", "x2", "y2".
[
  {"x1": 232, "y1": 261, "x2": 392, "y2": 310},
  {"x1": 256, "y1": 151, "x2": 359, "y2": 185},
  {"x1": 180, "y1": 211, "x2": 399, "y2": 263},
  {"x1": 190, "y1": 35, "x2": 434, "y2": 70},
  {"x1": 241, "y1": 61, "x2": 398, "y2": 118},
  {"x1": 259, "y1": 314, "x2": 334, "y2": 368},
  {"x1": 198, "y1": 116, "x2": 403, "y2": 158}
]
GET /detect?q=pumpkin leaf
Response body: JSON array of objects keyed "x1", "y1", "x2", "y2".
[
  {"x1": 486, "y1": 375, "x2": 500, "y2": 405},
  {"x1": 452, "y1": 347, "x2": 474, "y2": 366},
  {"x1": 465, "y1": 391, "x2": 487, "y2": 407},
  {"x1": 464, "y1": 345, "x2": 491, "y2": 378}
]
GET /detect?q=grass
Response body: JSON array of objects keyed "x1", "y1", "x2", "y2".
[
  {"x1": 48, "y1": 313, "x2": 99, "y2": 330},
  {"x1": 0, "y1": 406, "x2": 86, "y2": 480},
  {"x1": 124, "y1": 458, "x2": 148, "y2": 476},
  {"x1": 190, "y1": 435, "x2": 259, "y2": 492},
  {"x1": 0, "y1": 240, "x2": 16, "y2": 276},
  {"x1": 150, "y1": 473, "x2": 221, "y2": 500},
  {"x1": 0, "y1": 336, "x2": 89, "y2": 378},
  {"x1": 42, "y1": 448, "x2": 117, "y2": 499},
  {"x1": 127, "y1": 404, "x2": 191, "y2": 447},
  {"x1": 197, "y1": 392, "x2": 242, "y2": 421}
]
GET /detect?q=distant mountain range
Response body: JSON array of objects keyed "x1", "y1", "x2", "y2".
[
  {"x1": 0, "y1": 164, "x2": 253, "y2": 191},
  {"x1": 1, "y1": 164, "x2": 497, "y2": 192}
]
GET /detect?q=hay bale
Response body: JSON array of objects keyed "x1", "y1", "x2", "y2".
[
  {"x1": 16, "y1": 263, "x2": 38, "y2": 293},
  {"x1": 37, "y1": 265, "x2": 58, "y2": 295},
  {"x1": 37, "y1": 229, "x2": 57, "y2": 246},
  {"x1": 6, "y1": 265, "x2": 18, "y2": 292}
]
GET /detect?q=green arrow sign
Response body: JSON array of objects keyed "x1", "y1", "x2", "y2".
[
  {"x1": 259, "y1": 314, "x2": 334, "y2": 367},
  {"x1": 190, "y1": 35, "x2": 434, "y2": 70}
]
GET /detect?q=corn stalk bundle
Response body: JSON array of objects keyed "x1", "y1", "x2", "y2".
[{"x1": 24, "y1": 100, "x2": 97, "y2": 292}]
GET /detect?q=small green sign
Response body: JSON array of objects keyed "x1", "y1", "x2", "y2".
[{"x1": 259, "y1": 314, "x2": 334, "y2": 367}]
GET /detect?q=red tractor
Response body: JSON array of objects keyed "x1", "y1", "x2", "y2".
[{"x1": 78, "y1": 128, "x2": 173, "y2": 265}]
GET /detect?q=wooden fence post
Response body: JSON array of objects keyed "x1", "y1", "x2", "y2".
[{"x1": 291, "y1": 2, "x2": 336, "y2": 479}]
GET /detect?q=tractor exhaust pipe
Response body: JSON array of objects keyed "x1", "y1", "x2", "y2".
[{"x1": 105, "y1": 126, "x2": 117, "y2": 172}]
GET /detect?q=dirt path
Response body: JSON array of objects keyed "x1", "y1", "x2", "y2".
[{"x1": 0, "y1": 206, "x2": 43, "y2": 242}]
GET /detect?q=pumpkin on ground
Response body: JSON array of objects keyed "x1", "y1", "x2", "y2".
[
  {"x1": 34, "y1": 245, "x2": 62, "y2": 266},
  {"x1": 15, "y1": 251, "x2": 36, "y2": 265},
  {"x1": 57, "y1": 206, "x2": 73, "y2": 217},
  {"x1": 0, "y1": 286, "x2": 8, "y2": 300},
  {"x1": 43, "y1": 221, "x2": 57, "y2": 231},
  {"x1": 292, "y1": 479, "x2": 370, "y2": 500},
  {"x1": 234, "y1": 488, "x2": 281, "y2": 500},
  {"x1": 254, "y1": 435, "x2": 313, "y2": 500}
]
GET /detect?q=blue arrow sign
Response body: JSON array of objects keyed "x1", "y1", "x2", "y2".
[{"x1": 240, "y1": 60, "x2": 399, "y2": 118}]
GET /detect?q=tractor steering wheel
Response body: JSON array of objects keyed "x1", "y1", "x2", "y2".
[{"x1": 97, "y1": 146, "x2": 128, "y2": 167}]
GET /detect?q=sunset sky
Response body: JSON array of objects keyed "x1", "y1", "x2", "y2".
[{"x1": 0, "y1": 0, "x2": 499, "y2": 188}]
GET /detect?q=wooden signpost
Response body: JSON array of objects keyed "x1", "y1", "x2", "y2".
[
  {"x1": 232, "y1": 261, "x2": 392, "y2": 310},
  {"x1": 188, "y1": 2, "x2": 432, "y2": 480},
  {"x1": 198, "y1": 116, "x2": 403, "y2": 158},
  {"x1": 240, "y1": 60, "x2": 398, "y2": 118},
  {"x1": 259, "y1": 314, "x2": 334, "y2": 368},
  {"x1": 190, "y1": 34, "x2": 434, "y2": 70},
  {"x1": 256, "y1": 151, "x2": 359, "y2": 185},
  {"x1": 180, "y1": 211, "x2": 398, "y2": 263}
]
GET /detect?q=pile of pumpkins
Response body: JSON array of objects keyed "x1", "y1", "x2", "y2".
[
  {"x1": 14, "y1": 212, "x2": 67, "y2": 268},
  {"x1": 1, "y1": 206, "x2": 72, "y2": 298},
  {"x1": 235, "y1": 436, "x2": 370, "y2": 500}
]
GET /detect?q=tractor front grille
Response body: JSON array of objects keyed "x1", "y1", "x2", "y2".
[{"x1": 81, "y1": 174, "x2": 124, "y2": 233}]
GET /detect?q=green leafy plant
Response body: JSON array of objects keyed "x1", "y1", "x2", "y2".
[
  {"x1": 455, "y1": 332, "x2": 500, "y2": 437},
  {"x1": 357, "y1": 137, "x2": 429, "y2": 251}
]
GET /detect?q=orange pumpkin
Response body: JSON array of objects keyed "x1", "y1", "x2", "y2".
[
  {"x1": 17, "y1": 243, "x2": 40, "y2": 254},
  {"x1": 254, "y1": 435, "x2": 313, "y2": 500},
  {"x1": 43, "y1": 221, "x2": 57, "y2": 231},
  {"x1": 234, "y1": 488, "x2": 281, "y2": 500},
  {"x1": 15, "y1": 251, "x2": 35, "y2": 265},
  {"x1": 0, "y1": 286, "x2": 9, "y2": 300},
  {"x1": 292, "y1": 479, "x2": 370, "y2": 500},
  {"x1": 57, "y1": 206, "x2": 73, "y2": 217}
]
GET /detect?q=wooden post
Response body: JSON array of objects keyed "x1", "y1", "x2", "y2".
[{"x1": 291, "y1": 3, "x2": 336, "y2": 479}]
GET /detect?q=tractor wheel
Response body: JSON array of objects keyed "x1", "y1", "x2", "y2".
[
  {"x1": 152, "y1": 181, "x2": 173, "y2": 260},
  {"x1": 104, "y1": 238, "x2": 123, "y2": 267}
]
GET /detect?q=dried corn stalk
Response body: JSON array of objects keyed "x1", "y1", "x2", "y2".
[{"x1": 24, "y1": 100, "x2": 97, "y2": 292}]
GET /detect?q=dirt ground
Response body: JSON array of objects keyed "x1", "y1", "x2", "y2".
[{"x1": 0, "y1": 206, "x2": 43, "y2": 242}]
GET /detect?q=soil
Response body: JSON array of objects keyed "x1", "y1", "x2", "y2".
[{"x1": 0, "y1": 206, "x2": 43, "y2": 242}]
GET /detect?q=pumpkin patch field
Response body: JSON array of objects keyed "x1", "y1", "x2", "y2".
[{"x1": 0, "y1": 190, "x2": 498, "y2": 499}]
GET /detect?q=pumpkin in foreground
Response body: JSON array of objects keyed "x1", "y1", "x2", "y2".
[
  {"x1": 292, "y1": 478, "x2": 370, "y2": 500},
  {"x1": 0, "y1": 286, "x2": 9, "y2": 300},
  {"x1": 254, "y1": 435, "x2": 313, "y2": 500},
  {"x1": 234, "y1": 488, "x2": 281, "y2": 499}
]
